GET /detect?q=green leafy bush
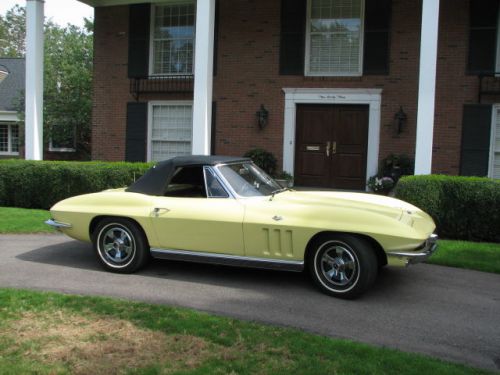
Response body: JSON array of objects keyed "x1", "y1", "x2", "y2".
[
  {"x1": 395, "y1": 175, "x2": 500, "y2": 242},
  {"x1": 0, "y1": 160, "x2": 151, "y2": 210},
  {"x1": 243, "y1": 148, "x2": 277, "y2": 176}
]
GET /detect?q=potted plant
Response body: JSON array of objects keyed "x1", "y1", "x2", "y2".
[
  {"x1": 367, "y1": 176, "x2": 394, "y2": 195},
  {"x1": 274, "y1": 171, "x2": 294, "y2": 188}
]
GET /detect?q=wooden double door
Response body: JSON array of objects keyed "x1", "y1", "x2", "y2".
[{"x1": 294, "y1": 104, "x2": 369, "y2": 190}]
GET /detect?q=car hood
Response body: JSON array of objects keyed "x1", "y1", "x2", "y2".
[{"x1": 271, "y1": 190, "x2": 422, "y2": 220}]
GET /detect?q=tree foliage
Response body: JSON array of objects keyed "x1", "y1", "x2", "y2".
[
  {"x1": 1, "y1": 6, "x2": 93, "y2": 158},
  {"x1": 0, "y1": 5, "x2": 25, "y2": 57}
]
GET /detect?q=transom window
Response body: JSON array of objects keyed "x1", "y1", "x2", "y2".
[
  {"x1": 150, "y1": 102, "x2": 193, "y2": 161},
  {"x1": 306, "y1": 0, "x2": 364, "y2": 76},
  {"x1": 0, "y1": 123, "x2": 19, "y2": 155},
  {"x1": 151, "y1": 1, "x2": 195, "y2": 75}
]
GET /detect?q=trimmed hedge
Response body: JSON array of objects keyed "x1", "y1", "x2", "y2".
[
  {"x1": 0, "y1": 160, "x2": 151, "y2": 210},
  {"x1": 395, "y1": 175, "x2": 500, "y2": 242}
]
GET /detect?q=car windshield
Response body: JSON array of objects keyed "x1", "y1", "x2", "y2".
[{"x1": 217, "y1": 162, "x2": 283, "y2": 197}]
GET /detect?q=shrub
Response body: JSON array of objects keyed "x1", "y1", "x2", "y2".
[
  {"x1": 243, "y1": 148, "x2": 277, "y2": 176},
  {"x1": 395, "y1": 175, "x2": 500, "y2": 242},
  {"x1": 0, "y1": 160, "x2": 151, "y2": 210}
]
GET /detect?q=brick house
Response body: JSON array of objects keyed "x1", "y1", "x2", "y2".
[{"x1": 25, "y1": 0, "x2": 500, "y2": 189}]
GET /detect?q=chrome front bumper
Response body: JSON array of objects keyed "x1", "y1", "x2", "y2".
[
  {"x1": 387, "y1": 234, "x2": 438, "y2": 267},
  {"x1": 45, "y1": 219, "x2": 72, "y2": 230}
]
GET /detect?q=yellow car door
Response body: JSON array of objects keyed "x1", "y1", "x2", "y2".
[{"x1": 150, "y1": 166, "x2": 245, "y2": 255}]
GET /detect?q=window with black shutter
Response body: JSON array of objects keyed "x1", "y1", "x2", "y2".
[
  {"x1": 467, "y1": 0, "x2": 499, "y2": 74},
  {"x1": 280, "y1": 0, "x2": 391, "y2": 76},
  {"x1": 125, "y1": 102, "x2": 148, "y2": 162},
  {"x1": 460, "y1": 104, "x2": 492, "y2": 176}
]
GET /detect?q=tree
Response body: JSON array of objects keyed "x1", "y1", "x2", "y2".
[
  {"x1": 1, "y1": 5, "x2": 93, "y2": 159},
  {"x1": 0, "y1": 5, "x2": 26, "y2": 57},
  {"x1": 43, "y1": 21, "x2": 93, "y2": 158}
]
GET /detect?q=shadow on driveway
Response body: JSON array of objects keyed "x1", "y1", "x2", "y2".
[{"x1": 15, "y1": 239, "x2": 410, "y2": 300}]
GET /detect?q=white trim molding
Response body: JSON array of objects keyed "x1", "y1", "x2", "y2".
[
  {"x1": 0, "y1": 111, "x2": 20, "y2": 123},
  {"x1": 282, "y1": 88, "x2": 382, "y2": 185},
  {"x1": 414, "y1": 0, "x2": 440, "y2": 175}
]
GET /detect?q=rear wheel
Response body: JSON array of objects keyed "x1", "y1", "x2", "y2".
[
  {"x1": 307, "y1": 234, "x2": 378, "y2": 299},
  {"x1": 92, "y1": 218, "x2": 149, "y2": 273}
]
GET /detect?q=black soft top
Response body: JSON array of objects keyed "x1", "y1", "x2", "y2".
[{"x1": 126, "y1": 155, "x2": 250, "y2": 195}]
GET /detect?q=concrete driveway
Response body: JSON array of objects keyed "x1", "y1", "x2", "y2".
[{"x1": 0, "y1": 234, "x2": 499, "y2": 372}]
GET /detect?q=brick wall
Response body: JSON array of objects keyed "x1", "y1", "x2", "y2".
[
  {"x1": 92, "y1": 5, "x2": 132, "y2": 161},
  {"x1": 92, "y1": 0, "x2": 478, "y2": 175}
]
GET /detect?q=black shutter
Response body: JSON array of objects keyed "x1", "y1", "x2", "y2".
[
  {"x1": 363, "y1": 0, "x2": 391, "y2": 75},
  {"x1": 467, "y1": 0, "x2": 499, "y2": 74},
  {"x1": 211, "y1": 102, "x2": 217, "y2": 155},
  {"x1": 126, "y1": 102, "x2": 148, "y2": 162},
  {"x1": 128, "y1": 4, "x2": 151, "y2": 78},
  {"x1": 460, "y1": 105, "x2": 492, "y2": 176},
  {"x1": 280, "y1": 0, "x2": 306, "y2": 75}
]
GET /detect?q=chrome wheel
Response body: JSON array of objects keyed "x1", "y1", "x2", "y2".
[
  {"x1": 97, "y1": 224, "x2": 136, "y2": 268},
  {"x1": 319, "y1": 243, "x2": 357, "y2": 287},
  {"x1": 308, "y1": 234, "x2": 377, "y2": 299}
]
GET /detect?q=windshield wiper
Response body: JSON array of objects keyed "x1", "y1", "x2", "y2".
[{"x1": 270, "y1": 187, "x2": 291, "y2": 200}]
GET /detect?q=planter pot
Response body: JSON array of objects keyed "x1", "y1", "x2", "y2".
[
  {"x1": 276, "y1": 179, "x2": 294, "y2": 188},
  {"x1": 374, "y1": 188, "x2": 392, "y2": 196}
]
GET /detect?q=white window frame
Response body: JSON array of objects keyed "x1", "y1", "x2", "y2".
[
  {"x1": 149, "y1": 0, "x2": 196, "y2": 77},
  {"x1": 304, "y1": 0, "x2": 365, "y2": 77},
  {"x1": 147, "y1": 100, "x2": 194, "y2": 162},
  {"x1": 489, "y1": 104, "x2": 500, "y2": 178},
  {"x1": 0, "y1": 122, "x2": 19, "y2": 156},
  {"x1": 48, "y1": 125, "x2": 76, "y2": 152}
]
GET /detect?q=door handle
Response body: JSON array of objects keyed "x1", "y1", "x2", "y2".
[
  {"x1": 153, "y1": 207, "x2": 170, "y2": 217},
  {"x1": 326, "y1": 141, "x2": 330, "y2": 157},
  {"x1": 331, "y1": 141, "x2": 337, "y2": 155}
]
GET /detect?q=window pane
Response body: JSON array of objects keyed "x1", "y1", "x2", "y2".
[
  {"x1": 151, "y1": 104, "x2": 193, "y2": 161},
  {"x1": 153, "y1": 3, "x2": 195, "y2": 75},
  {"x1": 11, "y1": 125, "x2": 19, "y2": 153},
  {"x1": 50, "y1": 124, "x2": 75, "y2": 150},
  {"x1": 0, "y1": 125, "x2": 8, "y2": 152},
  {"x1": 309, "y1": 0, "x2": 363, "y2": 75}
]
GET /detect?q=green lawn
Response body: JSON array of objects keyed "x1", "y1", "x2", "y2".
[
  {"x1": 0, "y1": 288, "x2": 491, "y2": 375},
  {"x1": 428, "y1": 240, "x2": 500, "y2": 274},
  {"x1": 0, "y1": 207, "x2": 54, "y2": 233}
]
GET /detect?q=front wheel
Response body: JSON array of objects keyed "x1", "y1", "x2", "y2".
[
  {"x1": 92, "y1": 218, "x2": 150, "y2": 273},
  {"x1": 307, "y1": 234, "x2": 378, "y2": 299}
]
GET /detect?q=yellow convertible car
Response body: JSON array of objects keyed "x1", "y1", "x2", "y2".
[{"x1": 46, "y1": 156, "x2": 437, "y2": 299}]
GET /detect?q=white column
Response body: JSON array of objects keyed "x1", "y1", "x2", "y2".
[
  {"x1": 415, "y1": 0, "x2": 440, "y2": 175},
  {"x1": 192, "y1": 0, "x2": 216, "y2": 155},
  {"x1": 25, "y1": 0, "x2": 44, "y2": 160}
]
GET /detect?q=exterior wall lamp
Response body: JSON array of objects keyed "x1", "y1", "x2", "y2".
[
  {"x1": 394, "y1": 106, "x2": 408, "y2": 134},
  {"x1": 256, "y1": 104, "x2": 269, "y2": 129}
]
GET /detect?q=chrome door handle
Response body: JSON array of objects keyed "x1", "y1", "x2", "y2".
[
  {"x1": 332, "y1": 141, "x2": 337, "y2": 155},
  {"x1": 153, "y1": 207, "x2": 170, "y2": 217},
  {"x1": 326, "y1": 141, "x2": 330, "y2": 157}
]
